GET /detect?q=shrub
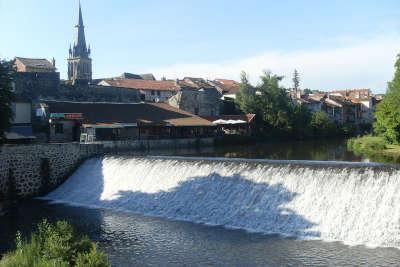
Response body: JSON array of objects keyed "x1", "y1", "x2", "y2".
[
  {"x1": 347, "y1": 136, "x2": 387, "y2": 156},
  {"x1": 0, "y1": 220, "x2": 110, "y2": 267}
]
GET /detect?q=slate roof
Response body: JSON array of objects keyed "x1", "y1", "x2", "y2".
[
  {"x1": 44, "y1": 101, "x2": 213, "y2": 127},
  {"x1": 101, "y1": 79, "x2": 180, "y2": 91}
]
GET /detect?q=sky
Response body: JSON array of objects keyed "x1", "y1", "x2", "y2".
[{"x1": 0, "y1": 0, "x2": 399, "y2": 93}]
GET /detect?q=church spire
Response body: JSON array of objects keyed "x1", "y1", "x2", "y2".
[
  {"x1": 74, "y1": 0, "x2": 87, "y2": 57},
  {"x1": 68, "y1": 0, "x2": 92, "y2": 85}
]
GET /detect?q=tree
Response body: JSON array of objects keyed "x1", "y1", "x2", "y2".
[
  {"x1": 257, "y1": 71, "x2": 294, "y2": 130},
  {"x1": 235, "y1": 71, "x2": 258, "y2": 114},
  {"x1": 310, "y1": 111, "x2": 337, "y2": 137},
  {"x1": 0, "y1": 60, "x2": 15, "y2": 141},
  {"x1": 374, "y1": 54, "x2": 400, "y2": 143},
  {"x1": 292, "y1": 69, "x2": 300, "y2": 92}
]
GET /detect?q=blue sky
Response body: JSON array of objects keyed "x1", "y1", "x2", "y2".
[{"x1": 1, "y1": 0, "x2": 399, "y2": 92}]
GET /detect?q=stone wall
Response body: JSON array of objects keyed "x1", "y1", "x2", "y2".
[
  {"x1": 0, "y1": 137, "x2": 214, "y2": 200},
  {"x1": 14, "y1": 72, "x2": 141, "y2": 103}
]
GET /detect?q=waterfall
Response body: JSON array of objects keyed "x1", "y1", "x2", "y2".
[{"x1": 42, "y1": 156, "x2": 400, "y2": 248}]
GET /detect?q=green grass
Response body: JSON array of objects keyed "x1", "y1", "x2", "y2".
[
  {"x1": 347, "y1": 135, "x2": 400, "y2": 163},
  {"x1": 0, "y1": 220, "x2": 110, "y2": 267}
]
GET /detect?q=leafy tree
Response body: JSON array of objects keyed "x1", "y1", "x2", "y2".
[
  {"x1": 374, "y1": 54, "x2": 400, "y2": 143},
  {"x1": 310, "y1": 111, "x2": 337, "y2": 137},
  {"x1": 292, "y1": 69, "x2": 300, "y2": 92},
  {"x1": 235, "y1": 71, "x2": 258, "y2": 114},
  {"x1": 0, "y1": 60, "x2": 15, "y2": 141},
  {"x1": 257, "y1": 71, "x2": 294, "y2": 130}
]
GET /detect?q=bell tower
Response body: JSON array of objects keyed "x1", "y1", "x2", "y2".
[{"x1": 68, "y1": 1, "x2": 92, "y2": 86}]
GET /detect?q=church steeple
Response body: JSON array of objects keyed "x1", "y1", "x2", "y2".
[{"x1": 68, "y1": 0, "x2": 92, "y2": 86}]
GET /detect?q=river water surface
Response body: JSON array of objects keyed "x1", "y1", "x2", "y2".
[{"x1": 1, "y1": 140, "x2": 399, "y2": 267}]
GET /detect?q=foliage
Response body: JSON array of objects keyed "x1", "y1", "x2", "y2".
[
  {"x1": 257, "y1": 71, "x2": 294, "y2": 130},
  {"x1": 0, "y1": 220, "x2": 110, "y2": 267},
  {"x1": 235, "y1": 71, "x2": 258, "y2": 115},
  {"x1": 0, "y1": 60, "x2": 15, "y2": 141},
  {"x1": 310, "y1": 111, "x2": 337, "y2": 137},
  {"x1": 374, "y1": 54, "x2": 400, "y2": 143},
  {"x1": 347, "y1": 136, "x2": 387, "y2": 156}
]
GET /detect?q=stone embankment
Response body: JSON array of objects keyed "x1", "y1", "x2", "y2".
[{"x1": 0, "y1": 138, "x2": 214, "y2": 200}]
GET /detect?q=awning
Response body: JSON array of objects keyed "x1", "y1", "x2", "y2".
[
  {"x1": 212, "y1": 119, "x2": 247, "y2": 125},
  {"x1": 5, "y1": 126, "x2": 36, "y2": 140}
]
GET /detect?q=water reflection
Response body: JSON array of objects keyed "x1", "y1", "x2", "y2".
[
  {"x1": 116, "y1": 139, "x2": 365, "y2": 162},
  {"x1": 1, "y1": 201, "x2": 400, "y2": 266}
]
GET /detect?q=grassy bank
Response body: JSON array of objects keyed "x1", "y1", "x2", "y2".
[
  {"x1": 347, "y1": 136, "x2": 400, "y2": 163},
  {"x1": 0, "y1": 220, "x2": 109, "y2": 267}
]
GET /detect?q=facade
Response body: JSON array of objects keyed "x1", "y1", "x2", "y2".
[
  {"x1": 168, "y1": 78, "x2": 222, "y2": 116},
  {"x1": 67, "y1": 2, "x2": 92, "y2": 85},
  {"x1": 99, "y1": 79, "x2": 180, "y2": 102},
  {"x1": 331, "y1": 89, "x2": 372, "y2": 99},
  {"x1": 210, "y1": 79, "x2": 241, "y2": 99},
  {"x1": 40, "y1": 101, "x2": 215, "y2": 142}
]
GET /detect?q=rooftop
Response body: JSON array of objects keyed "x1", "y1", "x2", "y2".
[
  {"x1": 100, "y1": 79, "x2": 180, "y2": 91},
  {"x1": 15, "y1": 57, "x2": 56, "y2": 72},
  {"x1": 44, "y1": 100, "x2": 213, "y2": 127}
]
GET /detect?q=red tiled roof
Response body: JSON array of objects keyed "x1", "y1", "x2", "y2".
[{"x1": 102, "y1": 79, "x2": 180, "y2": 91}]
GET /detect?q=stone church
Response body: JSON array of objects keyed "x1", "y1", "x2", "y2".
[{"x1": 67, "y1": 1, "x2": 92, "y2": 85}]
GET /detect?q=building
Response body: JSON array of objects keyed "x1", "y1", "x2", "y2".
[
  {"x1": 14, "y1": 57, "x2": 56, "y2": 73},
  {"x1": 5, "y1": 100, "x2": 36, "y2": 143},
  {"x1": 40, "y1": 101, "x2": 215, "y2": 142},
  {"x1": 168, "y1": 78, "x2": 222, "y2": 116},
  {"x1": 324, "y1": 95, "x2": 361, "y2": 124},
  {"x1": 67, "y1": 2, "x2": 92, "y2": 85},
  {"x1": 210, "y1": 79, "x2": 241, "y2": 99},
  {"x1": 99, "y1": 79, "x2": 180, "y2": 102},
  {"x1": 331, "y1": 89, "x2": 372, "y2": 99}
]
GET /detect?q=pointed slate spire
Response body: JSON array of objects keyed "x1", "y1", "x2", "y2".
[{"x1": 74, "y1": 0, "x2": 87, "y2": 57}]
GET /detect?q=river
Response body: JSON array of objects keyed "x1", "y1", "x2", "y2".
[{"x1": 1, "y1": 139, "x2": 399, "y2": 267}]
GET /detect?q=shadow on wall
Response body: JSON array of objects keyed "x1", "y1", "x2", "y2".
[{"x1": 48, "y1": 157, "x2": 320, "y2": 238}]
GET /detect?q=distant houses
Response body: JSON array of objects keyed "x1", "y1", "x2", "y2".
[
  {"x1": 4, "y1": 1, "x2": 382, "y2": 144},
  {"x1": 291, "y1": 88, "x2": 379, "y2": 125}
]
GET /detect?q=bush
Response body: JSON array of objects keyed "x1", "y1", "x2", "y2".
[
  {"x1": 347, "y1": 136, "x2": 387, "y2": 156},
  {"x1": 0, "y1": 220, "x2": 109, "y2": 267}
]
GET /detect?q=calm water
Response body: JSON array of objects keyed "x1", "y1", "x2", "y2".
[
  {"x1": 120, "y1": 139, "x2": 367, "y2": 162},
  {"x1": 1, "y1": 201, "x2": 400, "y2": 267},
  {"x1": 2, "y1": 139, "x2": 397, "y2": 267}
]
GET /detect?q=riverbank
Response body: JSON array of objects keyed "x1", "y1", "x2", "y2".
[{"x1": 347, "y1": 136, "x2": 400, "y2": 163}]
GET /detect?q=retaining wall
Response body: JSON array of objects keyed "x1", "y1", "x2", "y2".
[{"x1": 0, "y1": 137, "x2": 214, "y2": 199}]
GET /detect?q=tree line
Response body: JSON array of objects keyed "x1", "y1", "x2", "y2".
[{"x1": 235, "y1": 70, "x2": 348, "y2": 140}]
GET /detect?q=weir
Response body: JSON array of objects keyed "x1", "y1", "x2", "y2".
[{"x1": 43, "y1": 156, "x2": 400, "y2": 248}]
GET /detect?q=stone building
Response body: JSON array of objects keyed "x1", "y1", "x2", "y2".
[
  {"x1": 99, "y1": 79, "x2": 180, "y2": 102},
  {"x1": 40, "y1": 100, "x2": 214, "y2": 142},
  {"x1": 168, "y1": 77, "x2": 222, "y2": 116},
  {"x1": 67, "y1": 2, "x2": 92, "y2": 86}
]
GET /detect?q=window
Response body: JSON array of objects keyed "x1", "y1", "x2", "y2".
[
  {"x1": 55, "y1": 123, "x2": 64, "y2": 134},
  {"x1": 151, "y1": 90, "x2": 155, "y2": 95},
  {"x1": 194, "y1": 107, "x2": 199, "y2": 115},
  {"x1": 157, "y1": 90, "x2": 161, "y2": 96}
]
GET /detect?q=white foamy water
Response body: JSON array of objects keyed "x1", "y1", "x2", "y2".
[{"x1": 43, "y1": 156, "x2": 400, "y2": 248}]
